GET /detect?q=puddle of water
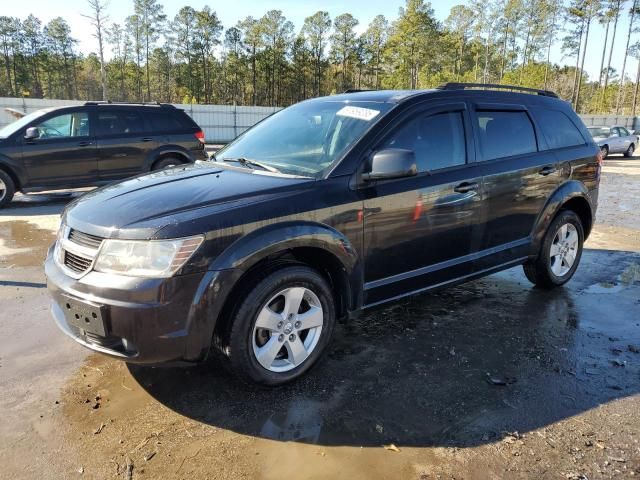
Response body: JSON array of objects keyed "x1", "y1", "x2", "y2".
[
  {"x1": 582, "y1": 262, "x2": 640, "y2": 294},
  {"x1": 0, "y1": 220, "x2": 56, "y2": 267}
]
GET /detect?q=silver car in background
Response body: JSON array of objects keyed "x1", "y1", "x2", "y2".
[{"x1": 587, "y1": 125, "x2": 638, "y2": 158}]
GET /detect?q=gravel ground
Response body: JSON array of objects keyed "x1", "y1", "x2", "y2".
[{"x1": 0, "y1": 157, "x2": 638, "y2": 480}]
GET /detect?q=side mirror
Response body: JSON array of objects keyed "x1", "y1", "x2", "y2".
[
  {"x1": 362, "y1": 148, "x2": 418, "y2": 182},
  {"x1": 24, "y1": 127, "x2": 40, "y2": 140}
]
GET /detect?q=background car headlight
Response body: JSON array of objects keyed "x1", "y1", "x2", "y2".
[{"x1": 93, "y1": 236, "x2": 204, "y2": 278}]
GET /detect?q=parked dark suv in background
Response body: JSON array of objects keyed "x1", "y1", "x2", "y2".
[
  {"x1": 45, "y1": 83, "x2": 600, "y2": 385},
  {"x1": 0, "y1": 102, "x2": 207, "y2": 207}
]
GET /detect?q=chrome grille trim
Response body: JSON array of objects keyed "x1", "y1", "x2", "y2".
[{"x1": 55, "y1": 225, "x2": 102, "y2": 279}]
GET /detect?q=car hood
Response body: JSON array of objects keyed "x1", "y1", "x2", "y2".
[{"x1": 63, "y1": 162, "x2": 313, "y2": 239}]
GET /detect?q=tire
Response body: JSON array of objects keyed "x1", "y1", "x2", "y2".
[
  {"x1": 523, "y1": 210, "x2": 584, "y2": 289},
  {"x1": 600, "y1": 145, "x2": 609, "y2": 159},
  {"x1": 624, "y1": 143, "x2": 635, "y2": 158},
  {"x1": 0, "y1": 170, "x2": 16, "y2": 208},
  {"x1": 224, "y1": 265, "x2": 336, "y2": 386},
  {"x1": 152, "y1": 157, "x2": 182, "y2": 170}
]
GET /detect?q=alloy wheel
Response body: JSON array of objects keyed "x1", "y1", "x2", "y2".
[
  {"x1": 252, "y1": 286, "x2": 324, "y2": 373},
  {"x1": 549, "y1": 223, "x2": 579, "y2": 277},
  {"x1": 0, "y1": 178, "x2": 6, "y2": 202}
]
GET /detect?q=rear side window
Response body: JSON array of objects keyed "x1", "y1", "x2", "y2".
[
  {"x1": 382, "y1": 111, "x2": 466, "y2": 172},
  {"x1": 475, "y1": 110, "x2": 537, "y2": 160},
  {"x1": 533, "y1": 108, "x2": 586, "y2": 149},
  {"x1": 146, "y1": 110, "x2": 187, "y2": 132},
  {"x1": 96, "y1": 110, "x2": 144, "y2": 136}
]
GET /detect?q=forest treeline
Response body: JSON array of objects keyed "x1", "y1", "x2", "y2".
[{"x1": 1, "y1": 0, "x2": 640, "y2": 114}]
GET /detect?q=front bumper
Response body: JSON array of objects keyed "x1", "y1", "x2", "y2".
[{"x1": 45, "y1": 247, "x2": 226, "y2": 364}]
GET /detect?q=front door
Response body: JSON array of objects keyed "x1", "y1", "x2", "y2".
[
  {"x1": 96, "y1": 108, "x2": 154, "y2": 181},
  {"x1": 361, "y1": 103, "x2": 484, "y2": 306},
  {"x1": 21, "y1": 109, "x2": 98, "y2": 188}
]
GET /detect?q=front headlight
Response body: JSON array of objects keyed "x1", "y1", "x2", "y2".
[{"x1": 94, "y1": 236, "x2": 204, "y2": 278}]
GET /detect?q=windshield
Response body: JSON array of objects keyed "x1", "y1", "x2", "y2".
[
  {"x1": 0, "y1": 109, "x2": 51, "y2": 138},
  {"x1": 588, "y1": 127, "x2": 610, "y2": 137},
  {"x1": 215, "y1": 99, "x2": 393, "y2": 177}
]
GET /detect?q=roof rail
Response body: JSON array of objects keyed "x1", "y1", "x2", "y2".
[
  {"x1": 83, "y1": 101, "x2": 174, "y2": 108},
  {"x1": 437, "y1": 82, "x2": 559, "y2": 98},
  {"x1": 342, "y1": 89, "x2": 377, "y2": 93}
]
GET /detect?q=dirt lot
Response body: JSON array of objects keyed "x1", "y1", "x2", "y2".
[{"x1": 0, "y1": 158, "x2": 639, "y2": 480}]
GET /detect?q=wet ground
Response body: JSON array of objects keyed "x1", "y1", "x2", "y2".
[{"x1": 1, "y1": 160, "x2": 639, "y2": 479}]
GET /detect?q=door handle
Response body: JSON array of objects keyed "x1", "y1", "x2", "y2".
[
  {"x1": 453, "y1": 182, "x2": 479, "y2": 193},
  {"x1": 141, "y1": 137, "x2": 153, "y2": 142},
  {"x1": 539, "y1": 165, "x2": 557, "y2": 176},
  {"x1": 77, "y1": 141, "x2": 93, "y2": 147}
]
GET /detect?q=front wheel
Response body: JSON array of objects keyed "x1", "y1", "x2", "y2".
[
  {"x1": 224, "y1": 265, "x2": 336, "y2": 385},
  {"x1": 523, "y1": 210, "x2": 584, "y2": 289},
  {"x1": 600, "y1": 145, "x2": 609, "y2": 159}
]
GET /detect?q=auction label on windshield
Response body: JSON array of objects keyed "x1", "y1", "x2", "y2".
[{"x1": 336, "y1": 106, "x2": 380, "y2": 121}]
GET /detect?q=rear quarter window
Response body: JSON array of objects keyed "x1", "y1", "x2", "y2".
[
  {"x1": 532, "y1": 108, "x2": 586, "y2": 149},
  {"x1": 145, "y1": 110, "x2": 188, "y2": 132},
  {"x1": 475, "y1": 110, "x2": 537, "y2": 161}
]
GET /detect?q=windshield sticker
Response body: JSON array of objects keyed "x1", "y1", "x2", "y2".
[{"x1": 336, "y1": 106, "x2": 380, "y2": 121}]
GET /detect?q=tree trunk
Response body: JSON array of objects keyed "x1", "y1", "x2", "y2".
[
  {"x1": 616, "y1": 0, "x2": 637, "y2": 114},
  {"x1": 602, "y1": 1, "x2": 621, "y2": 111},
  {"x1": 632, "y1": 54, "x2": 640, "y2": 115},
  {"x1": 599, "y1": 19, "x2": 610, "y2": 87},
  {"x1": 576, "y1": 16, "x2": 592, "y2": 112},
  {"x1": 571, "y1": 16, "x2": 586, "y2": 106}
]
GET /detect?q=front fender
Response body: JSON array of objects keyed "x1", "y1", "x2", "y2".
[
  {"x1": 530, "y1": 180, "x2": 594, "y2": 253},
  {"x1": 209, "y1": 220, "x2": 359, "y2": 276},
  {"x1": 185, "y1": 221, "x2": 362, "y2": 360}
]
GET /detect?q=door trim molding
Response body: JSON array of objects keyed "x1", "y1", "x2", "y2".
[
  {"x1": 364, "y1": 237, "x2": 530, "y2": 291},
  {"x1": 362, "y1": 256, "x2": 529, "y2": 310}
]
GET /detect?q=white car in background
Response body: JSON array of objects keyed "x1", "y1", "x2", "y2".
[{"x1": 587, "y1": 125, "x2": 638, "y2": 158}]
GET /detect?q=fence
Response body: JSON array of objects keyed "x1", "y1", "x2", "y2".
[
  {"x1": 0, "y1": 97, "x2": 281, "y2": 143},
  {"x1": 1, "y1": 97, "x2": 639, "y2": 143}
]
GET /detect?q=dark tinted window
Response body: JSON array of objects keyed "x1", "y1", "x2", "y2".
[
  {"x1": 96, "y1": 110, "x2": 144, "y2": 136},
  {"x1": 382, "y1": 111, "x2": 466, "y2": 172},
  {"x1": 146, "y1": 110, "x2": 185, "y2": 132},
  {"x1": 534, "y1": 108, "x2": 586, "y2": 149},
  {"x1": 619, "y1": 126, "x2": 630, "y2": 136},
  {"x1": 476, "y1": 110, "x2": 537, "y2": 160}
]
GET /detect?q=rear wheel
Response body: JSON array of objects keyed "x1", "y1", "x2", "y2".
[
  {"x1": 624, "y1": 143, "x2": 635, "y2": 158},
  {"x1": 0, "y1": 170, "x2": 15, "y2": 208},
  {"x1": 600, "y1": 145, "x2": 609, "y2": 159},
  {"x1": 152, "y1": 157, "x2": 182, "y2": 170},
  {"x1": 523, "y1": 210, "x2": 584, "y2": 289},
  {"x1": 224, "y1": 265, "x2": 336, "y2": 386}
]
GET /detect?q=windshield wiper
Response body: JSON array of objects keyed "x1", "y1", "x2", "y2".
[{"x1": 221, "y1": 157, "x2": 280, "y2": 173}]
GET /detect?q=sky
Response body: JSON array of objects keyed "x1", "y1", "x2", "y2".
[{"x1": 3, "y1": 0, "x2": 639, "y2": 83}]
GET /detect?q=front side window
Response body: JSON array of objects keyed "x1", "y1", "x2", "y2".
[
  {"x1": 475, "y1": 110, "x2": 537, "y2": 161},
  {"x1": 381, "y1": 111, "x2": 466, "y2": 172},
  {"x1": 533, "y1": 108, "x2": 585, "y2": 149},
  {"x1": 619, "y1": 127, "x2": 630, "y2": 136},
  {"x1": 215, "y1": 100, "x2": 394, "y2": 177},
  {"x1": 35, "y1": 112, "x2": 90, "y2": 139},
  {"x1": 97, "y1": 110, "x2": 144, "y2": 136}
]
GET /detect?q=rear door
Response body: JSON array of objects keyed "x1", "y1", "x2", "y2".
[
  {"x1": 615, "y1": 126, "x2": 633, "y2": 152},
  {"x1": 361, "y1": 102, "x2": 485, "y2": 305},
  {"x1": 21, "y1": 108, "x2": 98, "y2": 187},
  {"x1": 96, "y1": 107, "x2": 154, "y2": 181},
  {"x1": 471, "y1": 103, "x2": 563, "y2": 269}
]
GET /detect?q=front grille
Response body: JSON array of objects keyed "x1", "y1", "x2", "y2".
[
  {"x1": 64, "y1": 250, "x2": 93, "y2": 274},
  {"x1": 68, "y1": 229, "x2": 104, "y2": 249}
]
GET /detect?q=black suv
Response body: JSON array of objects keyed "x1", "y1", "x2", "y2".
[
  {"x1": 45, "y1": 84, "x2": 601, "y2": 385},
  {"x1": 0, "y1": 102, "x2": 207, "y2": 207}
]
